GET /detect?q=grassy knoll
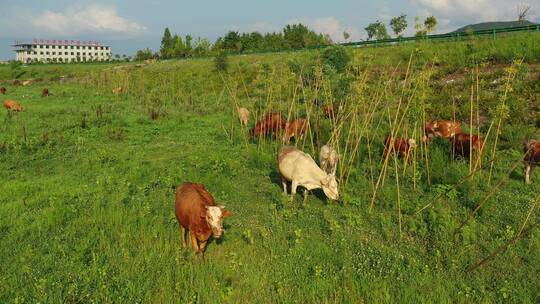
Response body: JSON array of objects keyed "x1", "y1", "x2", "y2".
[{"x1": 0, "y1": 33, "x2": 539, "y2": 303}]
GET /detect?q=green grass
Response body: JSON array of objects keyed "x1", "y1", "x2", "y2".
[{"x1": 1, "y1": 34, "x2": 539, "y2": 303}]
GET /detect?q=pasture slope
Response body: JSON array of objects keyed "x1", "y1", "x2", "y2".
[{"x1": 1, "y1": 33, "x2": 540, "y2": 303}]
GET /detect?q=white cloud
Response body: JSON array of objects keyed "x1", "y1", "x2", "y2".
[
  {"x1": 32, "y1": 4, "x2": 147, "y2": 35},
  {"x1": 289, "y1": 16, "x2": 362, "y2": 42},
  {"x1": 0, "y1": 4, "x2": 146, "y2": 37}
]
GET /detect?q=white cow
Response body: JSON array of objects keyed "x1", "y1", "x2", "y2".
[
  {"x1": 278, "y1": 146, "x2": 339, "y2": 202},
  {"x1": 238, "y1": 107, "x2": 250, "y2": 126},
  {"x1": 319, "y1": 145, "x2": 339, "y2": 175}
]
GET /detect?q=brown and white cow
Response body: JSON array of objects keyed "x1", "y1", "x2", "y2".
[
  {"x1": 524, "y1": 140, "x2": 540, "y2": 184},
  {"x1": 451, "y1": 133, "x2": 484, "y2": 159},
  {"x1": 383, "y1": 135, "x2": 417, "y2": 160},
  {"x1": 319, "y1": 145, "x2": 339, "y2": 175},
  {"x1": 238, "y1": 107, "x2": 250, "y2": 126},
  {"x1": 41, "y1": 88, "x2": 49, "y2": 97},
  {"x1": 278, "y1": 146, "x2": 339, "y2": 202},
  {"x1": 250, "y1": 112, "x2": 285, "y2": 138},
  {"x1": 3, "y1": 99, "x2": 24, "y2": 112},
  {"x1": 0, "y1": 87, "x2": 6, "y2": 94},
  {"x1": 283, "y1": 118, "x2": 308, "y2": 143},
  {"x1": 175, "y1": 182, "x2": 233, "y2": 257},
  {"x1": 424, "y1": 120, "x2": 462, "y2": 141}
]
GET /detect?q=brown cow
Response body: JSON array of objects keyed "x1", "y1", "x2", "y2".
[
  {"x1": 42, "y1": 88, "x2": 49, "y2": 97},
  {"x1": 284, "y1": 118, "x2": 308, "y2": 143},
  {"x1": 451, "y1": 133, "x2": 484, "y2": 158},
  {"x1": 324, "y1": 104, "x2": 336, "y2": 119},
  {"x1": 383, "y1": 135, "x2": 417, "y2": 160},
  {"x1": 238, "y1": 107, "x2": 250, "y2": 126},
  {"x1": 0, "y1": 87, "x2": 6, "y2": 94},
  {"x1": 249, "y1": 112, "x2": 285, "y2": 138},
  {"x1": 175, "y1": 182, "x2": 233, "y2": 257},
  {"x1": 424, "y1": 120, "x2": 462, "y2": 141},
  {"x1": 112, "y1": 87, "x2": 124, "y2": 95},
  {"x1": 524, "y1": 140, "x2": 540, "y2": 184},
  {"x1": 3, "y1": 99, "x2": 24, "y2": 112}
]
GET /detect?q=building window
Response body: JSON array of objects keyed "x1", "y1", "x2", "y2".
[
  {"x1": 76, "y1": 46, "x2": 80, "y2": 49},
  {"x1": 52, "y1": 45, "x2": 56, "y2": 49},
  {"x1": 65, "y1": 52, "x2": 68, "y2": 55},
  {"x1": 77, "y1": 52, "x2": 80, "y2": 55},
  {"x1": 52, "y1": 52, "x2": 56, "y2": 55},
  {"x1": 71, "y1": 52, "x2": 74, "y2": 55},
  {"x1": 40, "y1": 52, "x2": 43, "y2": 55},
  {"x1": 46, "y1": 45, "x2": 49, "y2": 49},
  {"x1": 46, "y1": 52, "x2": 50, "y2": 55},
  {"x1": 70, "y1": 46, "x2": 74, "y2": 49}
]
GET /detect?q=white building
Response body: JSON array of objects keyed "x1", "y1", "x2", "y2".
[{"x1": 13, "y1": 39, "x2": 112, "y2": 63}]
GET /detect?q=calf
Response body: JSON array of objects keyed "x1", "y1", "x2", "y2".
[
  {"x1": 424, "y1": 120, "x2": 462, "y2": 141},
  {"x1": 238, "y1": 107, "x2": 250, "y2": 126},
  {"x1": 41, "y1": 88, "x2": 49, "y2": 97},
  {"x1": 112, "y1": 87, "x2": 124, "y2": 95},
  {"x1": 383, "y1": 135, "x2": 417, "y2": 160},
  {"x1": 278, "y1": 146, "x2": 339, "y2": 202},
  {"x1": 0, "y1": 87, "x2": 6, "y2": 94},
  {"x1": 319, "y1": 145, "x2": 339, "y2": 175},
  {"x1": 3, "y1": 99, "x2": 24, "y2": 112},
  {"x1": 283, "y1": 118, "x2": 308, "y2": 143},
  {"x1": 451, "y1": 133, "x2": 484, "y2": 158},
  {"x1": 175, "y1": 182, "x2": 233, "y2": 257},
  {"x1": 524, "y1": 140, "x2": 540, "y2": 184},
  {"x1": 250, "y1": 112, "x2": 285, "y2": 138}
]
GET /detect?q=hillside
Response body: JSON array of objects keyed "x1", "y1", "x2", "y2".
[
  {"x1": 0, "y1": 33, "x2": 539, "y2": 302},
  {"x1": 452, "y1": 20, "x2": 538, "y2": 33}
]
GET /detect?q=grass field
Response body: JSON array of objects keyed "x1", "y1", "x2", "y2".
[{"x1": 1, "y1": 33, "x2": 539, "y2": 303}]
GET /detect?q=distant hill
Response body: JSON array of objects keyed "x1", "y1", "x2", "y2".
[{"x1": 451, "y1": 20, "x2": 538, "y2": 33}]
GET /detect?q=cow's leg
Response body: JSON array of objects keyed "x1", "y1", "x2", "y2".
[
  {"x1": 190, "y1": 231, "x2": 199, "y2": 254},
  {"x1": 281, "y1": 176, "x2": 288, "y2": 195},
  {"x1": 199, "y1": 240, "x2": 208, "y2": 260},
  {"x1": 291, "y1": 181, "x2": 298, "y2": 202},
  {"x1": 525, "y1": 163, "x2": 532, "y2": 184},
  {"x1": 181, "y1": 226, "x2": 187, "y2": 248},
  {"x1": 303, "y1": 189, "x2": 309, "y2": 203}
]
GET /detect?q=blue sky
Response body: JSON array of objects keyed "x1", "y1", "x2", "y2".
[{"x1": 1, "y1": 0, "x2": 538, "y2": 60}]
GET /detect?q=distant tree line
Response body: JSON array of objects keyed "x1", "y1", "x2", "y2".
[
  {"x1": 134, "y1": 16, "x2": 440, "y2": 61},
  {"x1": 134, "y1": 23, "x2": 332, "y2": 61}
]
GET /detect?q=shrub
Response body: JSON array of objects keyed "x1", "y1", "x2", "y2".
[
  {"x1": 321, "y1": 45, "x2": 351, "y2": 73},
  {"x1": 214, "y1": 52, "x2": 229, "y2": 72}
]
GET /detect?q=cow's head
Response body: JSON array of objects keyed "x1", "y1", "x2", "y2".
[
  {"x1": 204, "y1": 206, "x2": 233, "y2": 238},
  {"x1": 321, "y1": 174, "x2": 339, "y2": 200}
]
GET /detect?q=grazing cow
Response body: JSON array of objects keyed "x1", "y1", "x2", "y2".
[
  {"x1": 41, "y1": 88, "x2": 49, "y2": 97},
  {"x1": 12, "y1": 80, "x2": 21, "y2": 86},
  {"x1": 451, "y1": 133, "x2": 484, "y2": 158},
  {"x1": 284, "y1": 118, "x2": 308, "y2": 143},
  {"x1": 319, "y1": 145, "x2": 339, "y2": 175},
  {"x1": 175, "y1": 182, "x2": 233, "y2": 257},
  {"x1": 424, "y1": 120, "x2": 462, "y2": 141},
  {"x1": 0, "y1": 87, "x2": 6, "y2": 94},
  {"x1": 524, "y1": 140, "x2": 540, "y2": 184},
  {"x1": 324, "y1": 104, "x2": 336, "y2": 118},
  {"x1": 238, "y1": 107, "x2": 250, "y2": 126},
  {"x1": 278, "y1": 146, "x2": 339, "y2": 202},
  {"x1": 3, "y1": 99, "x2": 24, "y2": 112},
  {"x1": 250, "y1": 112, "x2": 285, "y2": 138},
  {"x1": 22, "y1": 80, "x2": 33, "y2": 86},
  {"x1": 383, "y1": 136, "x2": 417, "y2": 160}
]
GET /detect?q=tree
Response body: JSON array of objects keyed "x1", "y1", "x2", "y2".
[
  {"x1": 390, "y1": 14, "x2": 408, "y2": 37},
  {"x1": 424, "y1": 16, "x2": 437, "y2": 34},
  {"x1": 160, "y1": 27, "x2": 174, "y2": 58},
  {"x1": 364, "y1": 21, "x2": 390, "y2": 40},
  {"x1": 343, "y1": 31, "x2": 350, "y2": 42},
  {"x1": 134, "y1": 48, "x2": 154, "y2": 61},
  {"x1": 517, "y1": 5, "x2": 531, "y2": 22}
]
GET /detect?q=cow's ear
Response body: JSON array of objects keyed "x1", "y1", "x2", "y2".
[{"x1": 222, "y1": 210, "x2": 233, "y2": 218}]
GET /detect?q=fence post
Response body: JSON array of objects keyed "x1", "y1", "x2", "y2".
[
  {"x1": 457, "y1": 33, "x2": 461, "y2": 41},
  {"x1": 537, "y1": 24, "x2": 539, "y2": 32},
  {"x1": 492, "y1": 29, "x2": 496, "y2": 40}
]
